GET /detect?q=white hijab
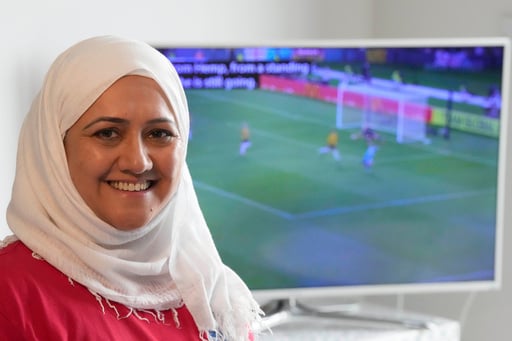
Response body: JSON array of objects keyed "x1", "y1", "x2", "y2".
[{"x1": 6, "y1": 35, "x2": 261, "y2": 340}]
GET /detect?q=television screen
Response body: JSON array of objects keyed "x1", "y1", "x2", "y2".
[{"x1": 156, "y1": 38, "x2": 509, "y2": 301}]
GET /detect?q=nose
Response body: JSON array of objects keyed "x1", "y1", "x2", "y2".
[{"x1": 118, "y1": 135, "x2": 153, "y2": 174}]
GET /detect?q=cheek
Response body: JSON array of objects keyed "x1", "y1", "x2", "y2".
[
  {"x1": 158, "y1": 146, "x2": 185, "y2": 190},
  {"x1": 67, "y1": 147, "x2": 109, "y2": 186}
]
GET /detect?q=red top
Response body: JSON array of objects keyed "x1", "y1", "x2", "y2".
[{"x1": 0, "y1": 240, "x2": 202, "y2": 341}]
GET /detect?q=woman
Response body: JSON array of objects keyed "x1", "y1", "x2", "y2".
[{"x1": 0, "y1": 36, "x2": 262, "y2": 340}]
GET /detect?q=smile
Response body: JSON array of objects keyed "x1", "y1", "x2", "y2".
[{"x1": 108, "y1": 181, "x2": 152, "y2": 192}]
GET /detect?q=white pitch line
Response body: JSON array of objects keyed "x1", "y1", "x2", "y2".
[{"x1": 194, "y1": 179, "x2": 493, "y2": 221}]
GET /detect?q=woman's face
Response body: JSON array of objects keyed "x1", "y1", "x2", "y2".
[{"x1": 64, "y1": 75, "x2": 184, "y2": 230}]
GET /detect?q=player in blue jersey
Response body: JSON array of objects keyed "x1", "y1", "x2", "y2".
[{"x1": 351, "y1": 127, "x2": 382, "y2": 170}]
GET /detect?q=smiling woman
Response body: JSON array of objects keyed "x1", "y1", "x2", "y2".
[
  {"x1": 0, "y1": 36, "x2": 262, "y2": 341},
  {"x1": 64, "y1": 76, "x2": 184, "y2": 230}
]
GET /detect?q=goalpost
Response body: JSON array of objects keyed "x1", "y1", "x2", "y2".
[{"x1": 336, "y1": 82, "x2": 430, "y2": 144}]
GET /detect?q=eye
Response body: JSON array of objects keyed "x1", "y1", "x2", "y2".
[
  {"x1": 147, "y1": 129, "x2": 176, "y2": 142},
  {"x1": 94, "y1": 128, "x2": 120, "y2": 140}
]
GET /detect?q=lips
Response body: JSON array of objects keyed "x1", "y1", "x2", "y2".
[{"x1": 108, "y1": 181, "x2": 152, "y2": 192}]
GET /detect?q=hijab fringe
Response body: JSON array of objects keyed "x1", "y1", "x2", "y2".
[
  {"x1": 202, "y1": 303, "x2": 264, "y2": 341},
  {"x1": 86, "y1": 288, "x2": 186, "y2": 327},
  {"x1": 0, "y1": 235, "x2": 19, "y2": 249}
]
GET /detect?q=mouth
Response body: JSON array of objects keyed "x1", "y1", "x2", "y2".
[{"x1": 108, "y1": 181, "x2": 153, "y2": 192}]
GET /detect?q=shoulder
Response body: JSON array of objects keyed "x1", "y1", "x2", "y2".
[
  {"x1": 0, "y1": 238, "x2": 25, "y2": 255},
  {"x1": 0, "y1": 240, "x2": 52, "y2": 274},
  {"x1": 0, "y1": 239, "x2": 61, "y2": 295},
  {"x1": 0, "y1": 239, "x2": 71, "y2": 305},
  {"x1": 0, "y1": 239, "x2": 35, "y2": 270}
]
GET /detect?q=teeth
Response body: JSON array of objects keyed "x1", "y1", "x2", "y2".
[{"x1": 109, "y1": 181, "x2": 151, "y2": 192}]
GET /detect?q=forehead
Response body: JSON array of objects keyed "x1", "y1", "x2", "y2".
[
  {"x1": 91, "y1": 76, "x2": 174, "y2": 115},
  {"x1": 104, "y1": 75, "x2": 170, "y2": 103}
]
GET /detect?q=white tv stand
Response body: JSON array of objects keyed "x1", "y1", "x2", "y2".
[{"x1": 255, "y1": 298, "x2": 460, "y2": 341}]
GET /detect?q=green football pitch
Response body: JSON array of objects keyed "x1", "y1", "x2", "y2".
[{"x1": 185, "y1": 88, "x2": 499, "y2": 291}]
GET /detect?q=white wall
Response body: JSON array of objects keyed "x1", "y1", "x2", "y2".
[
  {"x1": 1, "y1": 1, "x2": 509, "y2": 340},
  {"x1": 373, "y1": 0, "x2": 512, "y2": 39}
]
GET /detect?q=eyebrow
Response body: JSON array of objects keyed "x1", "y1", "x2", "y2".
[{"x1": 83, "y1": 116, "x2": 176, "y2": 130}]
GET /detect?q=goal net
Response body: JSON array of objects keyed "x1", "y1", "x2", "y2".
[{"x1": 336, "y1": 82, "x2": 431, "y2": 144}]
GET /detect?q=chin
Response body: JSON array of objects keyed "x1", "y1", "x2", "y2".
[
  {"x1": 99, "y1": 203, "x2": 164, "y2": 230},
  {"x1": 112, "y1": 224, "x2": 146, "y2": 231},
  {"x1": 108, "y1": 216, "x2": 153, "y2": 231}
]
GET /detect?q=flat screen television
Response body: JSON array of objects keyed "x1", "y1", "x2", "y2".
[{"x1": 155, "y1": 38, "x2": 510, "y2": 309}]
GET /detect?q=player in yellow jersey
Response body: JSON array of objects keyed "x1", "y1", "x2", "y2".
[
  {"x1": 318, "y1": 129, "x2": 341, "y2": 161},
  {"x1": 239, "y1": 122, "x2": 252, "y2": 155}
]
